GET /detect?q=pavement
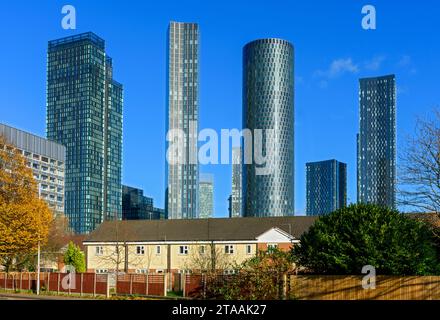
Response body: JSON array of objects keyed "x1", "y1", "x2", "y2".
[{"x1": 0, "y1": 292, "x2": 88, "y2": 300}]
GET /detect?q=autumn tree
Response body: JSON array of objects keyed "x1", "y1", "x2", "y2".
[{"x1": 0, "y1": 136, "x2": 53, "y2": 271}]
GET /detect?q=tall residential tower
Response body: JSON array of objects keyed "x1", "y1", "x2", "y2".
[
  {"x1": 357, "y1": 74, "x2": 396, "y2": 209},
  {"x1": 231, "y1": 147, "x2": 242, "y2": 218},
  {"x1": 199, "y1": 173, "x2": 214, "y2": 219},
  {"x1": 242, "y1": 39, "x2": 295, "y2": 217},
  {"x1": 166, "y1": 22, "x2": 200, "y2": 219},
  {"x1": 306, "y1": 159, "x2": 347, "y2": 216},
  {"x1": 46, "y1": 32, "x2": 123, "y2": 234}
]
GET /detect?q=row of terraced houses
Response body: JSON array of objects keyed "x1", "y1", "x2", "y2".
[{"x1": 83, "y1": 216, "x2": 317, "y2": 274}]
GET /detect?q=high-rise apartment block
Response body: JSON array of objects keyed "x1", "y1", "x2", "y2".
[
  {"x1": 0, "y1": 123, "x2": 66, "y2": 216},
  {"x1": 122, "y1": 185, "x2": 165, "y2": 220},
  {"x1": 242, "y1": 39, "x2": 295, "y2": 217},
  {"x1": 166, "y1": 22, "x2": 200, "y2": 219},
  {"x1": 231, "y1": 147, "x2": 242, "y2": 218},
  {"x1": 357, "y1": 75, "x2": 396, "y2": 209},
  {"x1": 199, "y1": 173, "x2": 214, "y2": 219},
  {"x1": 46, "y1": 32, "x2": 123, "y2": 234},
  {"x1": 306, "y1": 159, "x2": 347, "y2": 216}
]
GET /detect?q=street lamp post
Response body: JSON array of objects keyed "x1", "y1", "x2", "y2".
[{"x1": 36, "y1": 241, "x2": 41, "y2": 295}]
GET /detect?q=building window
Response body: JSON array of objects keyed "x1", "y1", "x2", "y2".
[
  {"x1": 267, "y1": 244, "x2": 278, "y2": 252},
  {"x1": 156, "y1": 246, "x2": 161, "y2": 255},
  {"x1": 225, "y1": 245, "x2": 234, "y2": 254},
  {"x1": 136, "y1": 246, "x2": 145, "y2": 255},
  {"x1": 224, "y1": 270, "x2": 236, "y2": 275},
  {"x1": 96, "y1": 269, "x2": 108, "y2": 274},
  {"x1": 95, "y1": 246, "x2": 103, "y2": 256},
  {"x1": 136, "y1": 269, "x2": 148, "y2": 274},
  {"x1": 246, "y1": 245, "x2": 252, "y2": 255},
  {"x1": 199, "y1": 245, "x2": 206, "y2": 255},
  {"x1": 178, "y1": 269, "x2": 191, "y2": 274},
  {"x1": 179, "y1": 245, "x2": 189, "y2": 255}
]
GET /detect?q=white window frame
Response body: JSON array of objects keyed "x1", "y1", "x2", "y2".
[
  {"x1": 156, "y1": 245, "x2": 161, "y2": 255},
  {"x1": 225, "y1": 245, "x2": 234, "y2": 254},
  {"x1": 95, "y1": 246, "x2": 104, "y2": 256},
  {"x1": 224, "y1": 269, "x2": 236, "y2": 275},
  {"x1": 199, "y1": 245, "x2": 206, "y2": 255},
  {"x1": 246, "y1": 245, "x2": 252, "y2": 255},
  {"x1": 96, "y1": 269, "x2": 108, "y2": 274},
  {"x1": 136, "y1": 245, "x2": 145, "y2": 255},
  {"x1": 179, "y1": 245, "x2": 189, "y2": 255},
  {"x1": 136, "y1": 269, "x2": 148, "y2": 274},
  {"x1": 267, "y1": 244, "x2": 278, "y2": 251}
]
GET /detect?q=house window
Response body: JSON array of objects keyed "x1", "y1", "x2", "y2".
[
  {"x1": 156, "y1": 246, "x2": 161, "y2": 255},
  {"x1": 224, "y1": 270, "x2": 236, "y2": 275},
  {"x1": 246, "y1": 245, "x2": 252, "y2": 255},
  {"x1": 179, "y1": 245, "x2": 189, "y2": 255},
  {"x1": 267, "y1": 244, "x2": 278, "y2": 251},
  {"x1": 225, "y1": 245, "x2": 234, "y2": 254},
  {"x1": 136, "y1": 269, "x2": 148, "y2": 274},
  {"x1": 178, "y1": 269, "x2": 191, "y2": 274},
  {"x1": 199, "y1": 245, "x2": 206, "y2": 255},
  {"x1": 136, "y1": 246, "x2": 145, "y2": 255},
  {"x1": 96, "y1": 269, "x2": 108, "y2": 274},
  {"x1": 95, "y1": 246, "x2": 103, "y2": 256}
]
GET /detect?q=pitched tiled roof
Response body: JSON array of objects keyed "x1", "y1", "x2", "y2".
[{"x1": 84, "y1": 216, "x2": 319, "y2": 243}]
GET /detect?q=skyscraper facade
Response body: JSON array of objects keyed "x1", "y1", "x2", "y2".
[
  {"x1": 199, "y1": 173, "x2": 214, "y2": 219},
  {"x1": 122, "y1": 185, "x2": 163, "y2": 220},
  {"x1": 242, "y1": 38, "x2": 295, "y2": 217},
  {"x1": 0, "y1": 123, "x2": 66, "y2": 216},
  {"x1": 166, "y1": 22, "x2": 200, "y2": 219},
  {"x1": 357, "y1": 75, "x2": 396, "y2": 209},
  {"x1": 306, "y1": 159, "x2": 347, "y2": 216},
  {"x1": 231, "y1": 147, "x2": 242, "y2": 218},
  {"x1": 46, "y1": 32, "x2": 123, "y2": 234}
]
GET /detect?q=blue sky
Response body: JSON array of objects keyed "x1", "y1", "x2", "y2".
[{"x1": 0, "y1": 0, "x2": 439, "y2": 216}]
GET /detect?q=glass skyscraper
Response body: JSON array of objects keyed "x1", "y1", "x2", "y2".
[
  {"x1": 199, "y1": 173, "x2": 214, "y2": 219},
  {"x1": 242, "y1": 38, "x2": 295, "y2": 217},
  {"x1": 122, "y1": 185, "x2": 164, "y2": 220},
  {"x1": 231, "y1": 147, "x2": 242, "y2": 218},
  {"x1": 166, "y1": 22, "x2": 199, "y2": 219},
  {"x1": 306, "y1": 159, "x2": 347, "y2": 216},
  {"x1": 357, "y1": 74, "x2": 396, "y2": 209},
  {"x1": 46, "y1": 32, "x2": 123, "y2": 234}
]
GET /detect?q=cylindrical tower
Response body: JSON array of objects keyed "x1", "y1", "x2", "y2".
[{"x1": 242, "y1": 38, "x2": 295, "y2": 217}]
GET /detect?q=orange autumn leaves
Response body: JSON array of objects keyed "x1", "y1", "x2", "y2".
[{"x1": 0, "y1": 136, "x2": 52, "y2": 258}]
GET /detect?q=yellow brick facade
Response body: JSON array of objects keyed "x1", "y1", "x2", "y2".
[{"x1": 86, "y1": 242, "x2": 280, "y2": 273}]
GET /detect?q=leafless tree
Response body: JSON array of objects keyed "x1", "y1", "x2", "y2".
[
  {"x1": 185, "y1": 242, "x2": 235, "y2": 274},
  {"x1": 95, "y1": 217, "x2": 143, "y2": 273},
  {"x1": 398, "y1": 109, "x2": 440, "y2": 237}
]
